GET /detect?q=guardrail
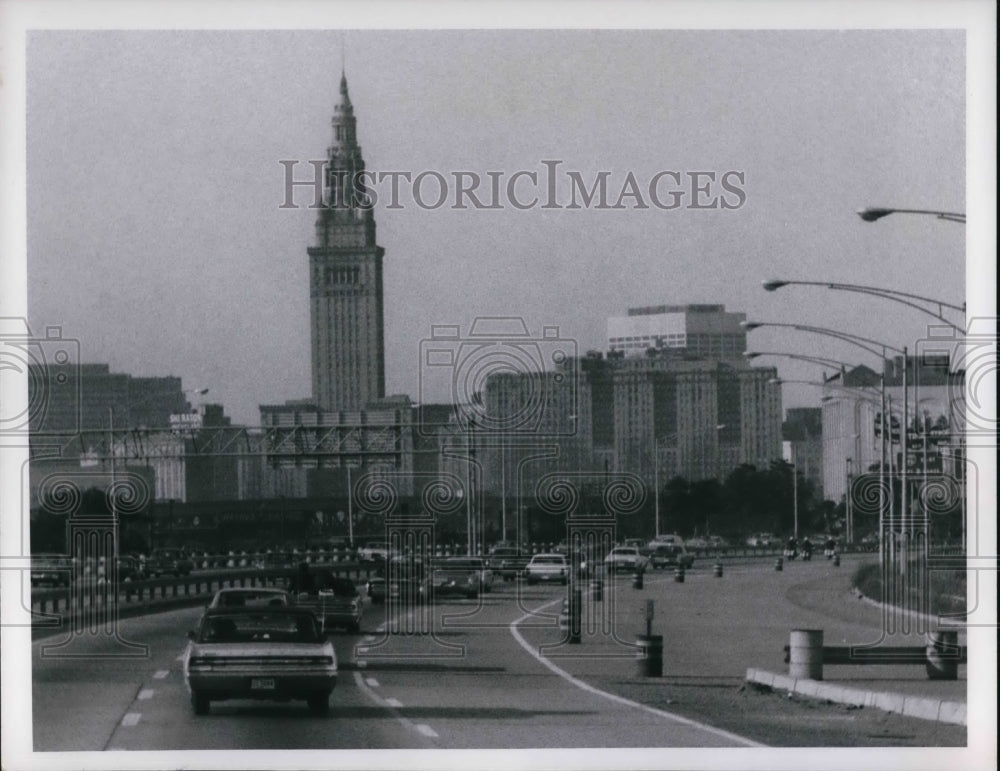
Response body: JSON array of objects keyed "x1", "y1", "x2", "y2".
[
  {"x1": 30, "y1": 562, "x2": 380, "y2": 620},
  {"x1": 785, "y1": 628, "x2": 966, "y2": 681}
]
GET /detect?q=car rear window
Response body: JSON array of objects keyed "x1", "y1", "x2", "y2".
[
  {"x1": 532, "y1": 557, "x2": 565, "y2": 565},
  {"x1": 200, "y1": 612, "x2": 322, "y2": 644}
]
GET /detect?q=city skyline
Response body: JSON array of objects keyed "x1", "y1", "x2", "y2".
[{"x1": 22, "y1": 28, "x2": 969, "y2": 427}]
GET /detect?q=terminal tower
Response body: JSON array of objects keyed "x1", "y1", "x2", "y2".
[{"x1": 308, "y1": 71, "x2": 386, "y2": 411}]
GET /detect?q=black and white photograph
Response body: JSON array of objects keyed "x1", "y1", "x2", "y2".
[{"x1": 1, "y1": 2, "x2": 995, "y2": 769}]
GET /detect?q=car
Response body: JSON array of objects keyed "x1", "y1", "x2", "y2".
[
  {"x1": 623, "y1": 538, "x2": 646, "y2": 549},
  {"x1": 146, "y1": 548, "x2": 194, "y2": 577},
  {"x1": 296, "y1": 574, "x2": 364, "y2": 633},
  {"x1": 30, "y1": 554, "x2": 73, "y2": 587},
  {"x1": 649, "y1": 533, "x2": 684, "y2": 547},
  {"x1": 746, "y1": 533, "x2": 774, "y2": 548},
  {"x1": 357, "y1": 541, "x2": 391, "y2": 562},
  {"x1": 647, "y1": 544, "x2": 695, "y2": 570},
  {"x1": 208, "y1": 587, "x2": 292, "y2": 609},
  {"x1": 366, "y1": 556, "x2": 430, "y2": 605},
  {"x1": 116, "y1": 555, "x2": 145, "y2": 582},
  {"x1": 431, "y1": 556, "x2": 494, "y2": 599},
  {"x1": 184, "y1": 606, "x2": 337, "y2": 715},
  {"x1": 524, "y1": 553, "x2": 570, "y2": 585},
  {"x1": 707, "y1": 535, "x2": 730, "y2": 549},
  {"x1": 604, "y1": 546, "x2": 650, "y2": 573},
  {"x1": 488, "y1": 546, "x2": 531, "y2": 581},
  {"x1": 685, "y1": 536, "x2": 710, "y2": 550}
]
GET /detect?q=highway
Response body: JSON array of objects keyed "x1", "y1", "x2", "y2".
[{"x1": 31, "y1": 557, "x2": 966, "y2": 752}]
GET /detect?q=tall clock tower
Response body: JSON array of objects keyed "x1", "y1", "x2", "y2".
[{"x1": 308, "y1": 71, "x2": 385, "y2": 412}]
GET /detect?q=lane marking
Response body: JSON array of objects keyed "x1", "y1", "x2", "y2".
[
  {"x1": 176, "y1": 653, "x2": 186, "y2": 662},
  {"x1": 385, "y1": 697, "x2": 403, "y2": 708},
  {"x1": 365, "y1": 677, "x2": 380, "y2": 688},
  {"x1": 153, "y1": 670, "x2": 169, "y2": 679},
  {"x1": 509, "y1": 600, "x2": 765, "y2": 748},
  {"x1": 357, "y1": 660, "x2": 367, "y2": 669},
  {"x1": 353, "y1": 671, "x2": 438, "y2": 746},
  {"x1": 138, "y1": 689, "x2": 154, "y2": 700},
  {"x1": 121, "y1": 713, "x2": 141, "y2": 727},
  {"x1": 364, "y1": 635, "x2": 376, "y2": 643},
  {"x1": 415, "y1": 724, "x2": 438, "y2": 738}
]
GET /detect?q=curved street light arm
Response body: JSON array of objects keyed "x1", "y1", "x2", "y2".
[
  {"x1": 857, "y1": 207, "x2": 965, "y2": 224},
  {"x1": 745, "y1": 350, "x2": 857, "y2": 372},
  {"x1": 762, "y1": 279, "x2": 965, "y2": 333},
  {"x1": 742, "y1": 320, "x2": 903, "y2": 358}
]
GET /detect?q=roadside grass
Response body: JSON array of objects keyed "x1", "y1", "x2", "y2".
[{"x1": 852, "y1": 562, "x2": 967, "y2": 617}]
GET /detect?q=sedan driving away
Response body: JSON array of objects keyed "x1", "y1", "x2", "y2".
[
  {"x1": 524, "y1": 553, "x2": 569, "y2": 585},
  {"x1": 184, "y1": 607, "x2": 337, "y2": 715},
  {"x1": 207, "y1": 587, "x2": 292, "y2": 608},
  {"x1": 604, "y1": 546, "x2": 649, "y2": 572}
]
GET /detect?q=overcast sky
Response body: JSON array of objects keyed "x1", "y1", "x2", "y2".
[{"x1": 26, "y1": 29, "x2": 967, "y2": 425}]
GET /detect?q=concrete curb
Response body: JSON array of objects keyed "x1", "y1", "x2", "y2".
[
  {"x1": 852, "y1": 587, "x2": 968, "y2": 629},
  {"x1": 745, "y1": 667, "x2": 967, "y2": 726}
]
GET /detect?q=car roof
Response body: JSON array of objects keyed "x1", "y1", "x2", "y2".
[{"x1": 530, "y1": 553, "x2": 566, "y2": 560}]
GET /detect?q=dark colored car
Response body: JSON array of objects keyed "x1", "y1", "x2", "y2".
[
  {"x1": 30, "y1": 554, "x2": 73, "y2": 587},
  {"x1": 431, "y1": 557, "x2": 489, "y2": 599},
  {"x1": 647, "y1": 544, "x2": 694, "y2": 570},
  {"x1": 301, "y1": 574, "x2": 364, "y2": 633},
  {"x1": 488, "y1": 547, "x2": 530, "y2": 581},
  {"x1": 366, "y1": 557, "x2": 429, "y2": 606},
  {"x1": 145, "y1": 548, "x2": 194, "y2": 577}
]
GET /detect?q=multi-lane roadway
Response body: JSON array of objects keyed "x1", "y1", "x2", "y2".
[{"x1": 30, "y1": 557, "x2": 967, "y2": 752}]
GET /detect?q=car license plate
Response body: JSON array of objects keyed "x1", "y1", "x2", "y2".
[{"x1": 251, "y1": 678, "x2": 275, "y2": 690}]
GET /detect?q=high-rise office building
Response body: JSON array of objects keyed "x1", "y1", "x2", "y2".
[
  {"x1": 309, "y1": 72, "x2": 386, "y2": 412},
  {"x1": 607, "y1": 304, "x2": 746, "y2": 359}
]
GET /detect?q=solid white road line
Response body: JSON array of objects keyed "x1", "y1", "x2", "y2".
[
  {"x1": 120, "y1": 713, "x2": 141, "y2": 727},
  {"x1": 152, "y1": 670, "x2": 169, "y2": 679},
  {"x1": 509, "y1": 599, "x2": 765, "y2": 748},
  {"x1": 365, "y1": 677, "x2": 380, "y2": 688},
  {"x1": 137, "y1": 689, "x2": 154, "y2": 700},
  {"x1": 415, "y1": 724, "x2": 439, "y2": 738},
  {"x1": 385, "y1": 697, "x2": 403, "y2": 708}
]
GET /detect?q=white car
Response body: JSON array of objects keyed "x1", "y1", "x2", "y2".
[
  {"x1": 524, "y1": 553, "x2": 569, "y2": 585},
  {"x1": 604, "y1": 546, "x2": 650, "y2": 572},
  {"x1": 357, "y1": 542, "x2": 391, "y2": 562},
  {"x1": 184, "y1": 607, "x2": 337, "y2": 715}
]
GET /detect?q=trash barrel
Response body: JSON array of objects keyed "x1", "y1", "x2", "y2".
[
  {"x1": 635, "y1": 634, "x2": 664, "y2": 677},
  {"x1": 788, "y1": 629, "x2": 824, "y2": 680},
  {"x1": 569, "y1": 587, "x2": 582, "y2": 644},
  {"x1": 673, "y1": 566, "x2": 685, "y2": 583},
  {"x1": 926, "y1": 630, "x2": 959, "y2": 680},
  {"x1": 713, "y1": 563, "x2": 723, "y2": 578},
  {"x1": 833, "y1": 554, "x2": 841, "y2": 567},
  {"x1": 591, "y1": 578, "x2": 603, "y2": 602},
  {"x1": 775, "y1": 557, "x2": 783, "y2": 571},
  {"x1": 632, "y1": 569, "x2": 644, "y2": 589}
]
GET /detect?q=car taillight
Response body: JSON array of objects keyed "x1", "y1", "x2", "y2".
[{"x1": 188, "y1": 656, "x2": 210, "y2": 669}]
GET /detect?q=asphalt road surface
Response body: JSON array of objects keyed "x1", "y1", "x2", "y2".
[{"x1": 30, "y1": 558, "x2": 967, "y2": 752}]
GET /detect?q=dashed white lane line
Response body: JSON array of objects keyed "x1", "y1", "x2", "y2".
[
  {"x1": 121, "y1": 713, "x2": 141, "y2": 727},
  {"x1": 138, "y1": 689, "x2": 155, "y2": 700},
  {"x1": 509, "y1": 599, "x2": 765, "y2": 749},
  {"x1": 415, "y1": 724, "x2": 438, "y2": 738},
  {"x1": 365, "y1": 677, "x2": 380, "y2": 688},
  {"x1": 153, "y1": 670, "x2": 169, "y2": 679},
  {"x1": 364, "y1": 635, "x2": 377, "y2": 643},
  {"x1": 352, "y1": 671, "x2": 437, "y2": 746}
]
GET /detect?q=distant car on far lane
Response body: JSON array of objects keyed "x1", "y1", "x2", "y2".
[
  {"x1": 647, "y1": 544, "x2": 694, "y2": 570},
  {"x1": 431, "y1": 556, "x2": 493, "y2": 599},
  {"x1": 487, "y1": 546, "x2": 530, "y2": 581},
  {"x1": 357, "y1": 542, "x2": 391, "y2": 562},
  {"x1": 524, "y1": 553, "x2": 569, "y2": 585},
  {"x1": 30, "y1": 554, "x2": 73, "y2": 587},
  {"x1": 604, "y1": 546, "x2": 649, "y2": 573}
]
